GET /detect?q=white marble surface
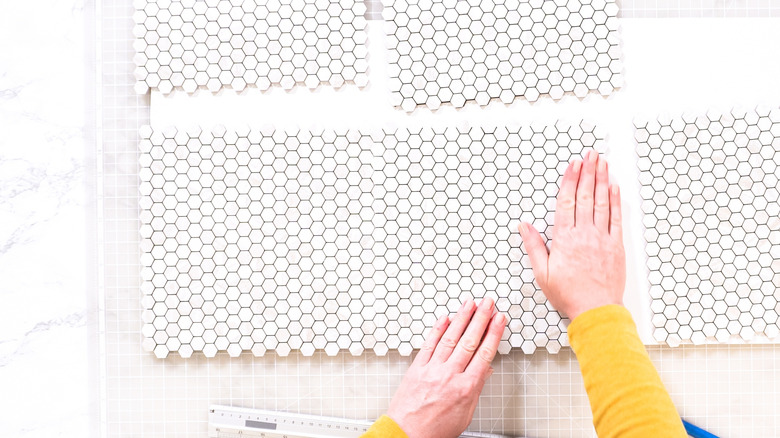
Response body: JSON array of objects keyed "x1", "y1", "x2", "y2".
[{"x1": 0, "y1": 0, "x2": 92, "y2": 436}]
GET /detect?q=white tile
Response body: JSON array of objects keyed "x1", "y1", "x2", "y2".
[
  {"x1": 636, "y1": 107, "x2": 780, "y2": 346},
  {"x1": 141, "y1": 123, "x2": 604, "y2": 356},
  {"x1": 134, "y1": 0, "x2": 368, "y2": 94}
]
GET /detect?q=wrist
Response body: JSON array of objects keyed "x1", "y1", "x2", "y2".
[
  {"x1": 569, "y1": 302, "x2": 624, "y2": 322},
  {"x1": 386, "y1": 410, "x2": 414, "y2": 437},
  {"x1": 375, "y1": 414, "x2": 412, "y2": 438}
]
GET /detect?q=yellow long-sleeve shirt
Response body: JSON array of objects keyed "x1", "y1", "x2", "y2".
[{"x1": 361, "y1": 305, "x2": 686, "y2": 438}]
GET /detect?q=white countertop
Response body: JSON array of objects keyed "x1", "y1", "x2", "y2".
[{"x1": 0, "y1": 0, "x2": 93, "y2": 436}]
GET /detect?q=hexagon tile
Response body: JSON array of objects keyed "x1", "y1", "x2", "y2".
[
  {"x1": 635, "y1": 106, "x2": 780, "y2": 347},
  {"x1": 133, "y1": 0, "x2": 368, "y2": 94},
  {"x1": 140, "y1": 123, "x2": 605, "y2": 358},
  {"x1": 383, "y1": 0, "x2": 623, "y2": 112}
]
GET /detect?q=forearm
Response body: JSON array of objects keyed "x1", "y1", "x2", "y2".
[{"x1": 568, "y1": 305, "x2": 686, "y2": 438}]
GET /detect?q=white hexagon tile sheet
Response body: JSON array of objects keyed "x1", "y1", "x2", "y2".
[
  {"x1": 383, "y1": 0, "x2": 623, "y2": 112},
  {"x1": 139, "y1": 122, "x2": 605, "y2": 358},
  {"x1": 635, "y1": 106, "x2": 780, "y2": 348},
  {"x1": 133, "y1": 0, "x2": 368, "y2": 94}
]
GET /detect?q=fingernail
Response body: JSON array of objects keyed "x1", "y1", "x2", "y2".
[
  {"x1": 589, "y1": 150, "x2": 598, "y2": 162},
  {"x1": 572, "y1": 160, "x2": 582, "y2": 172},
  {"x1": 460, "y1": 299, "x2": 473, "y2": 311},
  {"x1": 518, "y1": 222, "x2": 527, "y2": 234},
  {"x1": 494, "y1": 313, "x2": 506, "y2": 326},
  {"x1": 611, "y1": 185, "x2": 619, "y2": 195},
  {"x1": 437, "y1": 315, "x2": 449, "y2": 326},
  {"x1": 480, "y1": 297, "x2": 494, "y2": 310},
  {"x1": 598, "y1": 156, "x2": 606, "y2": 172}
]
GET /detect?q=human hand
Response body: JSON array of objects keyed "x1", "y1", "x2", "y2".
[
  {"x1": 518, "y1": 150, "x2": 626, "y2": 321},
  {"x1": 387, "y1": 298, "x2": 507, "y2": 438}
]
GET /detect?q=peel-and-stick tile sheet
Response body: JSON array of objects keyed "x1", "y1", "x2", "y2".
[
  {"x1": 383, "y1": 0, "x2": 623, "y2": 111},
  {"x1": 133, "y1": 0, "x2": 368, "y2": 94},
  {"x1": 140, "y1": 123, "x2": 604, "y2": 358},
  {"x1": 635, "y1": 107, "x2": 780, "y2": 347}
]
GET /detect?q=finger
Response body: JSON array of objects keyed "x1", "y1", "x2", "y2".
[
  {"x1": 518, "y1": 222, "x2": 549, "y2": 288},
  {"x1": 413, "y1": 315, "x2": 450, "y2": 367},
  {"x1": 466, "y1": 312, "x2": 506, "y2": 379},
  {"x1": 431, "y1": 299, "x2": 477, "y2": 363},
  {"x1": 575, "y1": 150, "x2": 598, "y2": 226},
  {"x1": 609, "y1": 184, "x2": 623, "y2": 242},
  {"x1": 449, "y1": 298, "x2": 496, "y2": 371},
  {"x1": 593, "y1": 156, "x2": 610, "y2": 231},
  {"x1": 554, "y1": 160, "x2": 581, "y2": 230}
]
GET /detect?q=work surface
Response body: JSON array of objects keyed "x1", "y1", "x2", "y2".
[{"x1": 100, "y1": 1, "x2": 780, "y2": 436}]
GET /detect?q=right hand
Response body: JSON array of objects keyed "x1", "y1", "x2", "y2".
[{"x1": 518, "y1": 150, "x2": 626, "y2": 320}]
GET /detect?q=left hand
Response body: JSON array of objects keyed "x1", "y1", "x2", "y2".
[{"x1": 386, "y1": 298, "x2": 507, "y2": 438}]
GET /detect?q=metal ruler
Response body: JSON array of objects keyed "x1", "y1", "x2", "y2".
[{"x1": 209, "y1": 405, "x2": 516, "y2": 438}]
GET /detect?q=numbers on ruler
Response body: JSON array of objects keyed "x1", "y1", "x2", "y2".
[{"x1": 211, "y1": 406, "x2": 372, "y2": 437}]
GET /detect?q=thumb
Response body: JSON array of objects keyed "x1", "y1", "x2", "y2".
[{"x1": 518, "y1": 222, "x2": 549, "y2": 287}]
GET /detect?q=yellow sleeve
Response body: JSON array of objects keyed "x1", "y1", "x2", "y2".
[
  {"x1": 360, "y1": 415, "x2": 409, "y2": 438},
  {"x1": 568, "y1": 305, "x2": 687, "y2": 438}
]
